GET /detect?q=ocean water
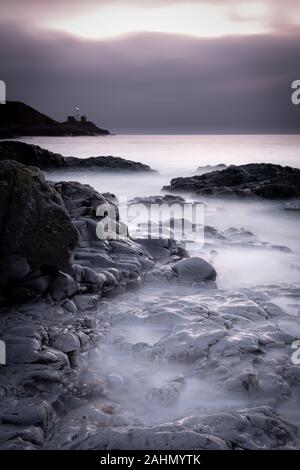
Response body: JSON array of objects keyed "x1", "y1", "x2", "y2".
[
  {"x1": 17, "y1": 133, "x2": 300, "y2": 173},
  {"x1": 15, "y1": 133, "x2": 300, "y2": 198}
]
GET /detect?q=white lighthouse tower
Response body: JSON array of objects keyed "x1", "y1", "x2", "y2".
[{"x1": 74, "y1": 107, "x2": 81, "y2": 122}]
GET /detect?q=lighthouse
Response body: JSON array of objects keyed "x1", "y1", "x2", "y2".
[
  {"x1": 74, "y1": 107, "x2": 81, "y2": 122},
  {"x1": 66, "y1": 107, "x2": 88, "y2": 125}
]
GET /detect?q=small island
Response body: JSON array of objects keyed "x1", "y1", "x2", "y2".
[{"x1": 0, "y1": 101, "x2": 110, "y2": 138}]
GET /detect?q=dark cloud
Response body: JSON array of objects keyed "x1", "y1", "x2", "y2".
[{"x1": 0, "y1": 22, "x2": 299, "y2": 133}]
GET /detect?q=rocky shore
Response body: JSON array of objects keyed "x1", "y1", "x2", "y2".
[
  {"x1": 0, "y1": 141, "x2": 155, "y2": 172},
  {"x1": 0, "y1": 156, "x2": 212, "y2": 449},
  {"x1": 0, "y1": 147, "x2": 299, "y2": 450},
  {"x1": 163, "y1": 163, "x2": 300, "y2": 199}
]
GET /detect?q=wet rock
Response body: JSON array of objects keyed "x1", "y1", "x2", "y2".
[
  {"x1": 51, "y1": 332, "x2": 81, "y2": 354},
  {"x1": 0, "y1": 399, "x2": 54, "y2": 430},
  {"x1": 172, "y1": 257, "x2": 217, "y2": 283},
  {"x1": 0, "y1": 160, "x2": 78, "y2": 300},
  {"x1": 0, "y1": 140, "x2": 66, "y2": 169},
  {"x1": 0, "y1": 141, "x2": 155, "y2": 172},
  {"x1": 54, "y1": 426, "x2": 228, "y2": 450},
  {"x1": 43, "y1": 283, "x2": 300, "y2": 450},
  {"x1": 195, "y1": 164, "x2": 227, "y2": 174},
  {"x1": 102, "y1": 192, "x2": 118, "y2": 204},
  {"x1": 163, "y1": 163, "x2": 300, "y2": 199},
  {"x1": 79, "y1": 266, "x2": 105, "y2": 294},
  {"x1": 145, "y1": 265, "x2": 177, "y2": 283},
  {"x1": 56, "y1": 181, "x2": 154, "y2": 290},
  {"x1": 186, "y1": 406, "x2": 298, "y2": 449},
  {"x1": 224, "y1": 226, "x2": 255, "y2": 240},
  {"x1": 225, "y1": 370, "x2": 260, "y2": 394},
  {"x1": 145, "y1": 377, "x2": 185, "y2": 406},
  {"x1": 1, "y1": 146, "x2": 300, "y2": 452},
  {"x1": 54, "y1": 181, "x2": 115, "y2": 220},
  {"x1": 49, "y1": 272, "x2": 78, "y2": 301},
  {"x1": 133, "y1": 237, "x2": 188, "y2": 261},
  {"x1": 65, "y1": 156, "x2": 155, "y2": 172},
  {"x1": 129, "y1": 194, "x2": 186, "y2": 206},
  {"x1": 0, "y1": 424, "x2": 44, "y2": 449},
  {"x1": 145, "y1": 255, "x2": 217, "y2": 286},
  {"x1": 153, "y1": 327, "x2": 226, "y2": 362},
  {"x1": 202, "y1": 225, "x2": 292, "y2": 253},
  {"x1": 205, "y1": 225, "x2": 226, "y2": 240}
]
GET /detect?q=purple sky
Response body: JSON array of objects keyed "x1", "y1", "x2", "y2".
[{"x1": 1, "y1": 0, "x2": 300, "y2": 133}]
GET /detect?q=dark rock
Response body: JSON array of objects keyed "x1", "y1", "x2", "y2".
[
  {"x1": 224, "y1": 226, "x2": 255, "y2": 240},
  {"x1": 56, "y1": 181, "x2": 156, "y2": 289},
  {"x1": 0, "y1": 141, "x2": 66, "y2": 169},
  {"x1": 172, "y1": 257, "x2": 217, "y2": 283},
  {"x1": 51, "y1": 332, "x2": 80, "y2": 354},
  {"x1": 102, "y1": 192, "x2": 118, "y2": 204},
  {"x1": 65, "y1": 155, "x2": 155, "y2": 172},
  {"x1": 195, "y1": 164, "x2": 227, "y2": 174},
  {"x1": 80, "y1": 268, "x2": 106, "y2": 294},
  {"x1": 271, "y1": 245, "x2": 292, "y2": 253},
  {"x1": 204, "y1": 225, "x2": 292, "y2": 253},
  {"x1": 0, "y1": 161, "x2": 79, "y2": 299},
  {"x1": 0, "y1": 400, "x2": 53, "y2": 429},
  {"x1": 0, "y1": 141, "x2": 156, "y2": 172},
  {"x1": 0, "y1": 424, "x2": 45, "y2": 449},
  {"x1": 145, "y1": 254, "x2": 216, "y2": 286},
  {"x1": 48, "y1": 272, "x2": 78, "y2": 301},
  {"x1": 54, "y1": 181, "x2": 113, "y2": 219},
  {"x1": 129, "y1": 194, "x2": 185, "y2": 206},
  {"x1": 163, "y1": 163, "x2": 300, "y2": 199},
  {"x1": 205, "y1": 226, "x2": 226, "y2": 240},
  {"x1": 0, "y1": 158, "x2": 222, "y2": 451},
  {"x1": 15, "y1": 272, "x2": 51, "y2": 296}
]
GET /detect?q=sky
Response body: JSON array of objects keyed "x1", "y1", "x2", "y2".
[{"x1": 1, "y1": 0, "x2": 300, "y2": 133}]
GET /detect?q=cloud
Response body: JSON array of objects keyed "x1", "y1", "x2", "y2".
[
  {"x1": 0, "y1": 22, "x2": 299, "y2": 133},
  {"x1": 1, "y1": 0, "x2": 300, "y2": 36}
]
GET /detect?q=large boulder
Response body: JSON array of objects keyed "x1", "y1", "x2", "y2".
[
  {"x1": 0, "y1": 160, "x2": 78, "y2": 297},
  {"x1": 145, "y1": 256, "x2": 217, "y2": 285},
  {"x1": 163, "y1": 163, "x2": 300, "y2": 199},
  {"x1": 172, "y1": 257, "x2": 217, "y2": 283}
]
